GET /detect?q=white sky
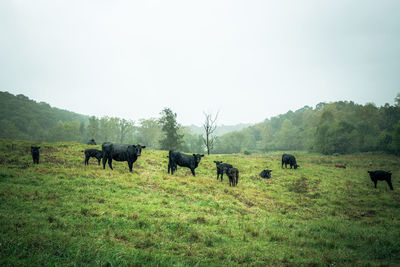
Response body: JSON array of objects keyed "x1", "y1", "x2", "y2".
[{"x1": 1, "y1": 0, "x2": 399, "y2": 125}]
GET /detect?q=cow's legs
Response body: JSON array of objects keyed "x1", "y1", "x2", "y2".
[
  {"x1": 386, "y1": 179, "x2": 394, "y2": 190},
  {"x1": 108, "y1": 158, "x2": 113, "y2": 170},
  {"x1": 373, "y1": 180, "x2": 377, "y2": 188},
  {"x1": 102, "y1": 156, "x2": 107, "y2": 169},
  {"x1": 191, "y1": 168, "x2": 196, "y2": 176},
  {"x1": 128, "y1": 161, "x2": 133, "y2": 172}
]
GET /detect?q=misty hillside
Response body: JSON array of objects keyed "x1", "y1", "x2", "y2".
[{"x1": 186, "y1": 123, "x2": 253, "y2": 136}]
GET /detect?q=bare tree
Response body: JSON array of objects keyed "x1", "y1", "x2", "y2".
[{"x1": 202, "y1": 111, "x2": 219, "y2": 155}]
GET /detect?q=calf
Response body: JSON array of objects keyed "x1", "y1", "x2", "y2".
[
  {"x1": 84, "y1": 149, "x2": 103, "y2": 165},
  {"x1": 87, "y1": 139, "x2": 97, "y2": 145},
  {"x1": 168, "y1": 150, "x2": 204, "y2": 176},
  {"x1": 282, "y1": 154, "x2": 299, "y2": 169},
  {"x1": 31, "y1": 146, "x2": 40, "y2": 164},
  {"x1": 102, "y1": 142, "x2": 146, "y2": 172},
  {"x1": 259, "y1": 169, "x2": 272, "y2": 179},
  {"x1": 367, "y1": 170, "x2": 393, "y2": 190},
  {"x1": 213, "y1": 161, "x2": 233, "y2": 182},
  {"x1": 226, "y1": 167, "x2": 239, "y2": 186}
]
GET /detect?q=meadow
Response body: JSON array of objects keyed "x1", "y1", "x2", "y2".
[{"x1": 0, "y1": 140, "x2": 399, "y2": 266}]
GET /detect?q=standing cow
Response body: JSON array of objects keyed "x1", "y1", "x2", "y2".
[
  {"x1": 281, "y1": 154, "x2": 299, "y2": 169},
  {"x1": 102, "y1": 142, "x2": 146, "y2": 172},
  {"x1": 168, "y1": 150, "x2": 204, "y2": 176},
  {"x1": 367, "y1": 170, "x2": 393, "y2": 190},
  {"x1": 31, "y1": 146, "x2": 40, "y2": 164},
  {"x1": 213, "y1": 161, "x2": 233, "y2": 182}
]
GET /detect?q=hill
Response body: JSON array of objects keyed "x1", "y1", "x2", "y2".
[{"x1": 0, "y1": 140, "x2": 399, "y2": 265}]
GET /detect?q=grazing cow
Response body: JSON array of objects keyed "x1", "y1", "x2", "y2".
[
  {"x1": 102, "y1": 142, "x2": 146, "y2": 172},
  {"x1": 259, "y1": 169, "x2": 272, "y2": 179},
  {"x1": 281, "y1": 154, "x2": 299, "y2": 169},
  {"x1": 168, "y1": 150, "x2": 204, "y2": 176},
  {"x1": 367, "y1": 170, "x2": 393, "y2": 190},
  {"x1": 87, "y1": 139, "x2": 97, "y2": 145},
  {"x1": 213, "y1": 161, "x2": 233, "y2": 182},
  {"x1": 226, "y1": 167, "x2": 239, "y2": 186},
  {"x1": 31, "y1": 146, "x2": 40, "y2": 164},
  {"x1": 335, "y1": 164, "x2": 346, "y2": 169},
  {"x1": 84, "y1": 149, "x2": 103, "y2": 165}
]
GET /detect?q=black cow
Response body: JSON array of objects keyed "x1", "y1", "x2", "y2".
[
  {"x1": 214, "y1": 161, "x2": 233, "y2": 182},
  {"x1": 368, "y1": 170, "x2": 393, "y2": 190},
  {"x1": 102, "y1": 142, "x2": 146, "y2": 172},
  {"x1": 84, "y1": 149, "x2": 103, "y2": 165},
  {"x1": 260, "y1": 169, "x2": 272, "y2": 179},
  {"x1": 31, "y1": 146, "x2": 40, "y2": 164},
  {"x1": 87, "y1": 139, "x2": 97, "y2": 145},
  {"x1": 282, "y1": 154, "x2": 299, "y2": 169},
  {"x1": 226, "y1": 167, "x2": 239, "y2": 186},
  {"x1": 168, "y1": 150, "x2": 204, "y2": 176}
]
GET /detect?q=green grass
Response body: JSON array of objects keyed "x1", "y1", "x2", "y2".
[{"x1": 0, "y1": 140, "x2": 400, "y2": 266}]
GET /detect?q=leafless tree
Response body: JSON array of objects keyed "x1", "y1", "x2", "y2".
[{"x1": 202, "y1": 111, "x2": 219, "y2": 155}]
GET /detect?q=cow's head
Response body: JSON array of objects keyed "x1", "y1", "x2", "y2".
[
  {"x1": 193, "y1": 154, "x2": 204, "y2": 166},
  {"x1": 135, "y1": 144, "x2": 146, "y2": 156},
  {"x1": 294, "y1": 164, "x2": 299, "y2": 169},
  {"x1": 213, "y1": 161, "x2": 223, "y2": 166},
  {"x1": 31, "y1": 146, "x2": 40, "y2": 153}
]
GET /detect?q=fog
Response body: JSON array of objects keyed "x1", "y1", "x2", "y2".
[{"x1": 1, "y1": 0, "x2": 399, "y2": 125}]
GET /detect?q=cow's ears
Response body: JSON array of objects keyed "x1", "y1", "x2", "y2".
[
  {"x1": 31, "y1": 146, "x2": 34, "y2": 149},
  {"x1": 38, "y1": 147, "x2": 40, "y2": 149},
  {"x1": 141, "y1": 146, "x2": 146, "y2": 149},
  {"x1": 269, "y1": 170, "x2": 272, "y2": 172},
  {"x1": 200, "y1": 154, "x2": 204, "y2": 157},
  {"x1": 367, "y1": 171, "x2": 372, "y2": 173}
]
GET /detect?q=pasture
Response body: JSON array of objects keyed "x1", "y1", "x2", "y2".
[{"x1": 0, "y1": 140, "x2": 399, "y2": 266}]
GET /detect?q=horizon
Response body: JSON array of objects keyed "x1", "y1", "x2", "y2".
[
  {"x1": 1, "y1": 1, "x2": 399, "y2": 125},
  {"x1": 2, "y1": 90, "x2": 397, "y2": 128}
]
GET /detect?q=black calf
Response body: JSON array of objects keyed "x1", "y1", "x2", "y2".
[
  {"x1": 84, "y1": 149, "x2": 103, "y2": 165},
  {"x1": 213, "y1": 161, "x2": 233, "y2": 182},
  {"x1": 31, "y1": 146, "x2": 40, "y2": 164}
]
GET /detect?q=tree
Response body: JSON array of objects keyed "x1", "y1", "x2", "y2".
[
  {"x1": 118, "y1": 119, "x2": 134, "y2": 143},
  {"x1": 159, "y1": 108, "x2": 183, "y2": 150},
  {"x1": 87, "y1": 116, "x2": 99, "y2": 140},
  {"x1": 136, "y1": 118, "x2": 162, "y2": 149},
  {"x1": 202, "y1": 111, "x2": 218, "y2": 155}
]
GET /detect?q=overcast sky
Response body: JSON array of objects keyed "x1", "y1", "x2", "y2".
[{"x1": 1, "y1": 1, "x2": 399, "y2": 125}]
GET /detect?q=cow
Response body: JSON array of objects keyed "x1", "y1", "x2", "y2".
[
  {"x1": 84, "y1": 149, "x2": 103, "y2": 165},
  {"x1": 102, "y1": 142, "x2": 146, "y2": 172},
  {"x1": 367, "y1": 170, "x2": 393, "y2": 190},
  {"x1": 87, "y1": 139, "x2": 97, "y2": 145},
  {"x1": 213, "y1": 161, "x2": 233, "y2": 182},
  {"x1": 31, "y1": 146, "x2": 40, "y2": 164},
  {"x1": 281, "y1": 154, "x2": 299, "y2": 169},
  {"x1": 335, "y1": 164, "x2": 346, "y2": 169},
  {"x1": 259, "y1": 169, "x2": 272, "y2": 179},
  {"x1": 226, "y1": 167, "x2": 239, "y2": 186},
  {"x1": 168, "y1": 150, "x2": 204, "y2": 176}
]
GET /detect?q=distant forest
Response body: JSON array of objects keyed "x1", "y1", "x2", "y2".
[{"x1": 1, "y1": 91, "x2": 400, "y2": 155}]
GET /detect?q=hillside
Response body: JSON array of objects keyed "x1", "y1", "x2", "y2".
[
  {"x1": 186, "y1": 123, "x2": 253, "y2": 136},
  {"x1": 0, "y1": 140, "x2": 399, "y2": 265}
]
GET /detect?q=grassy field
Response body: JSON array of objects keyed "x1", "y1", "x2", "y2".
[{"x1": 0, "y1": 140, "x2": 399, "y2": 266}]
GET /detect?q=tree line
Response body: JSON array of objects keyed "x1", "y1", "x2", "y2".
[
  {"x1": 1, "y1": 91, "x2": 399, "y2": 155},
  {"x1": 213, "y1": 95, "x2": 400, "y2": 155}
]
